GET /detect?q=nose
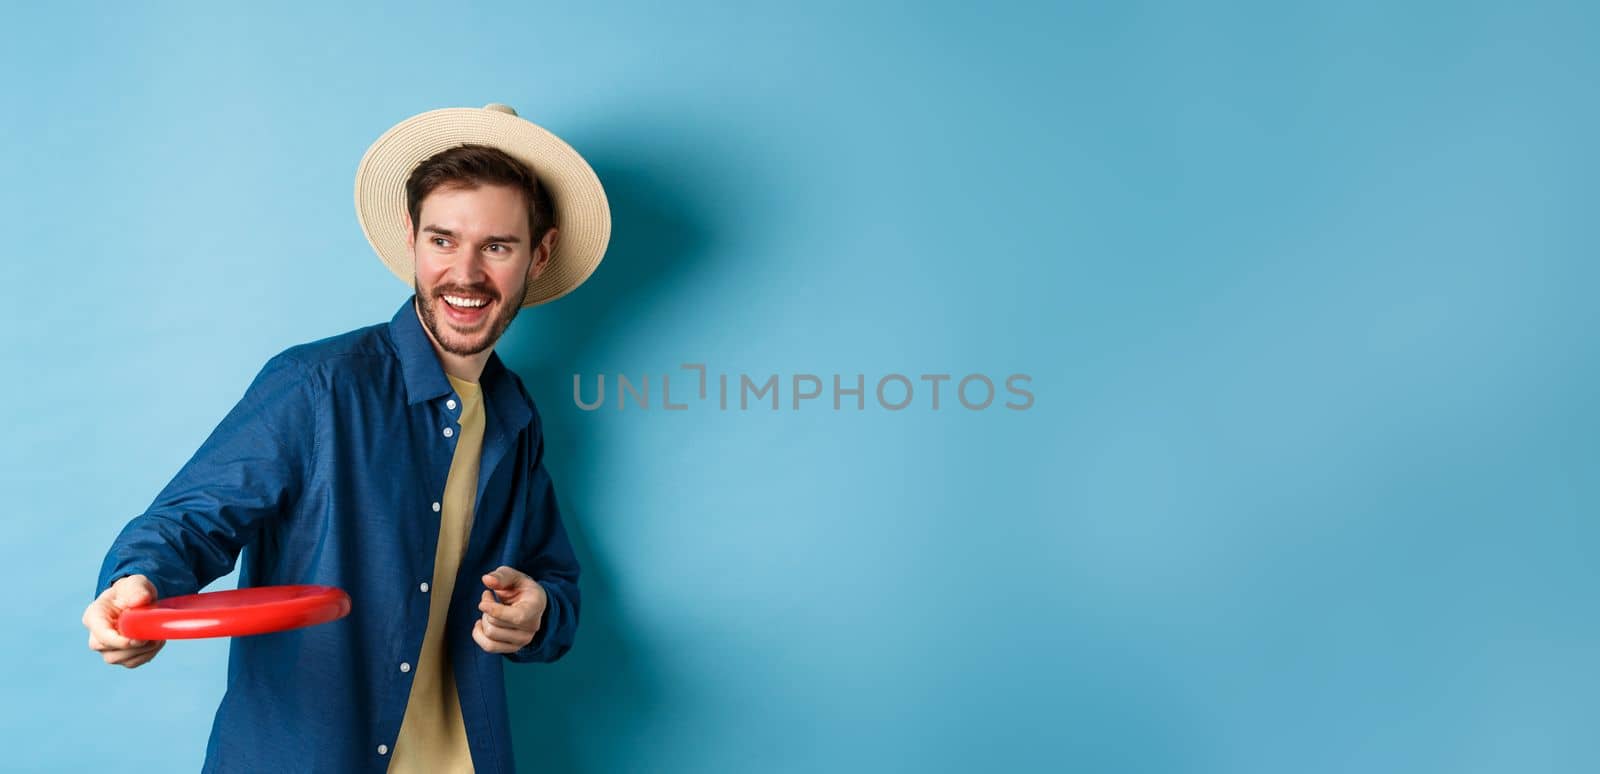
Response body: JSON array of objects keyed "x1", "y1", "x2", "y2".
[{"x1": 444, "y1": 253, "x2": 491, "y2": 289}]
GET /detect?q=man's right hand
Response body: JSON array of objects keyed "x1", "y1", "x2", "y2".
[{"x1": 83, "y1": 574, "x2": 166, "y2": 668}]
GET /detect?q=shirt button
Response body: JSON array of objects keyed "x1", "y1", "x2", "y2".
[
  {"x1": 420, "y1": 582, "x2": 430, "y2": 593},
  {"x1": 447, "y1": 399, "x2": 457, "y2": 410},
  {"x1": 443, "y1": 426, "x2": 454, "y2": 438},
  {"x1": 432, "y1": 501, "x2": 441, "y2": 512},
  {"x1": 400, "y1": 662, "x2": 411, "y2": 673},
  {"x1": 378, "y1": 744, "x2": 389, "y2": 755}
]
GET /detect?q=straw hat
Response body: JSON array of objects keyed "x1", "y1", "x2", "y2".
[{"x1": 354, "y1": 102, "x2": 611, "y2": 307}]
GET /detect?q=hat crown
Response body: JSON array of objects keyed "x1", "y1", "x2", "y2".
[{"x1": 482, "y1": 103, "x2": 518, "y2": 116}]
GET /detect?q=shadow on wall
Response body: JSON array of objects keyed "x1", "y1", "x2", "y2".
[{"x1": 493, "y1": 125, "x2": 729, "y2": 772}]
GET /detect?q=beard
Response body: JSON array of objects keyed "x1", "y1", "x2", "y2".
[{"x1": 413, "y1": 274, "x2": 525, "y2": 357}]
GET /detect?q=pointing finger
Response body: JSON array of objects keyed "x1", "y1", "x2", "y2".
[{"x1": 483, "y1": 566, "x2": 531, "y2": 592}]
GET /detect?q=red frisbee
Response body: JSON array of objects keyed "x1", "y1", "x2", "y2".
[{"x1": 117, "y1": 585, "x2": 351, "y2": 640}]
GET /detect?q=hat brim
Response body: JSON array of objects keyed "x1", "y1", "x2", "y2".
[{"x1": 354, "y1": 106, "x2": 611, "y2": 308}]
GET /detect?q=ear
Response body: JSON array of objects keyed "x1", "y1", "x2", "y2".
[
  {"x1": 400, "y1": 209, "x2": 415, "y2": 261},
  {"x1": 528, "y1": 226, "x2": 559, "y2": 281}
]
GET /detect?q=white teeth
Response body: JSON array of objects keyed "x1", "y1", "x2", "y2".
[{"x1": 444, "y1": 295, "x2": 488, "y2": 308}]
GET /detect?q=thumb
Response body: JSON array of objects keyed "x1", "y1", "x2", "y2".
[{"x1": 113, "y1": 575, "x2": 156, "y2": 611}]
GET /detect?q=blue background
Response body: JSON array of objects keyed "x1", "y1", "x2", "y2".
[{"x1": 3, "y1": 1, "x2": 1596, "y2": 771}]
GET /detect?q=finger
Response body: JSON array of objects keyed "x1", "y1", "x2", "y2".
[
  {"x1": 482, "y1": 566, "x2": 532, "y2": 593},
  {"x1": 483, "y1": 618, "x2": 530, "y2": 650},
  {"x1": 478, "y1": 615, "x2": 527, "y2": 645},
  {"x1": 86, "y1": 604, "x2": 136, "y2": 651},
  {"x1": 104, "y1": 649, "x2": 141, "y2": 665},
  {"x1": 81, "y1": 597, "x2": 103, "y2": 628},
  {"x1": 122, "y1": 645, "x2": 162, "y2": 669},
  {"x1": 478, "y1": 591, "x2": 529, "y2": 627},
  {"x1": 473, "y1": 620, "x2": 511, "y2": 654},
  {"x1": 479, "y1": 607, "x2": 522, "y2": 630},
  {"x1": 103, "y1": 641, "x2": 161, "y2": 665},
  {"x1": 112, "y1": 577, "x2": 156, "y2": 612},
  {"x1": 88, "y1": 630, "x2": 134, "y2": 653},
  {"x1": 481, "y1": 613, "x2": 533, "y2": 642}
]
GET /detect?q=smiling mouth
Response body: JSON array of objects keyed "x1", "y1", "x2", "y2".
[
  {"x1": 442, "y1": 292, "x2": 491, "y2": 308},
  {"x1": 440, "y1": 293, "x2": 494, "y2": 323}
]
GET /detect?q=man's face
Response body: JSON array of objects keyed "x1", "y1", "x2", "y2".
[{"x1": 404, "y1": 183, "x2": 555, "y2": 357}]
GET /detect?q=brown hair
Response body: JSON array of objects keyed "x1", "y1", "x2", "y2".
[{"x1": 404, "y1": 143, "x2": 556, "y2": 244}]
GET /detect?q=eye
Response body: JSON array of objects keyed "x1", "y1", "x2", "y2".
[
  {"x1": 486, "y1": 244, "x2": 506, "y2": 253},
  {"x1": 431, "y1": 237, "x2": 450, "y2": 248}
]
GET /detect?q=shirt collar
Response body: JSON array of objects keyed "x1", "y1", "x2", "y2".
[{"x1": 387, "y1": 294, "x2": 533, "y2": 431}]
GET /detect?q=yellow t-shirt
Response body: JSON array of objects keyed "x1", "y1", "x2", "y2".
[{"x1": 389, "y1": 373, "x2": 485, "y2": 773}]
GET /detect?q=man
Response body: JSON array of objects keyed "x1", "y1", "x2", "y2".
[{"x1": 80, "y1": 103, "x2": 612, "y2": 773}]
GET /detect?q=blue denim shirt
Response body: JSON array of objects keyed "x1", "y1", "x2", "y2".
[{"x1": 94, "y1": 293, "x2": 580, "y2": 774}]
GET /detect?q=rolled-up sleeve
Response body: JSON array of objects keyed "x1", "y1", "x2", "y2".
[{"x1": 94, "y1": 353, "x2": 318, "y2": 601}]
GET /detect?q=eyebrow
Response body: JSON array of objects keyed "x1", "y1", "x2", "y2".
[{"x1": 421, "y1": 225, "x2": 522, "y2": 243}]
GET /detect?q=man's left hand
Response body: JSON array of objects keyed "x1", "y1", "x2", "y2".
[{"x1": 473, "y1": 566, "x2": 547, "y2": 654}]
